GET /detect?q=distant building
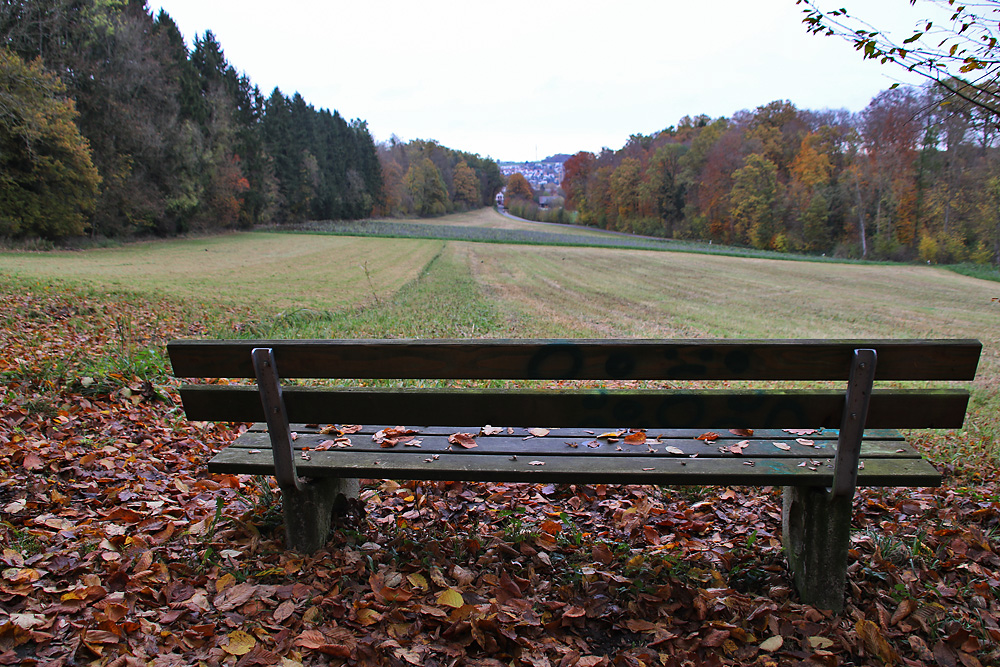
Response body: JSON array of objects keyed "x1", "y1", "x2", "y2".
[{"x1": 499, "y1": 160, "x2": 564, "y2": 192}]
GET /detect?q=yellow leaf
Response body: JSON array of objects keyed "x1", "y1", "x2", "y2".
[
  {"x1": 215, "y1": 572, "x2": 236, "y2": 593},
  {"x1": 222, "y1": 630, "x2": 256, "y2": 655},
  {"x1": 407, "y1": 573, "x2": 429, "y2": 591},
  {"x1": 436, "y1": 588, "x2": 464, "y2": 608}
]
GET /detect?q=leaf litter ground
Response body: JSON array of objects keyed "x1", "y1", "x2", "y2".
[{"x1": 1, "y1": 285, "x2": 999, "y2": 667}]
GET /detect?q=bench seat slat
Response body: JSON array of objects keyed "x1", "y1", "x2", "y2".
[
  {"x1": 207, "y1": 448, "x2": 941, "y2": 487},
  {"x1": 228, "y1": 430, "x2": 924, "y2": 459},
  {"x1": 244, "y1": 424, "x2": 909, "y2": 441},
  {"x1": 180, "y1": 386, "x2": 971, "y2": 430},
  {"x1": 168, "y1": 339, "x2": 982, "y2": 381}
]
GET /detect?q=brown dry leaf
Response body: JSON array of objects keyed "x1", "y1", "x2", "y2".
[
  {"x1": 695, "y1": 431, "x2": 720, "y2": 441},
  {"x1": 374, "y1": 426, "x2": 419, "y2": 447},
  {"x1": 527, "y1": 428, "x2": 550, "y2": 437},
  {"x1": 448, "y1": 432, "x2": 477, "y2": 448},
  {"x1": 625, "y1": 619, "x2": 659, "y2": 632},
  {"x1": 785, "y1": 428, "x2": 819, "y2": 435},
  {"x1": 623, "y1": 430, "x2": 647, "y2": 444},
  {"x1": 665, "y1": 446, "x2": 685, "y2": 455},
  {"x1": 728, "y1": 440, "x2": 749, "y2": 455},
  {"x1": 796, "y1": 438, "x2": 816, "y2": 447},
  {"x1": 908, "y1": 636, "x2": 934, "y2": 662},
  {"x1": 356, "y1": 608, "x2": 381, "y2": 626},
  {"x1": 273, "y1": 600, "x2": 296, "y2": 623},
  {"x1": 856, "y1": 619, "x2": 899, "y2": 664},
  {"x1": 772, "y1": 441, "x2": 791, "y2": 450},
  {"x1": 597, "y1": 430, "x2": 624, "y2": 439},
  {"x1": 214, "y1": 582, "x2": 256, "y2": 611},
  {"x1": 891, "y1": 598, "x2": 916, "y2": 626},
  {"x1": 729, "y1": 428, "x2": 754, "y2": 437},
  {"x1": 22, "y1": 452, "x2": 44, "y2": 470},
  {"x1": 479, "y1": 425, "x2": 504, "y2": 436}
]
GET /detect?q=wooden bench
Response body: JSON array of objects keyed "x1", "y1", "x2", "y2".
[{"x1": 168, "y1": 338, "x2": 981, "y2": 610}]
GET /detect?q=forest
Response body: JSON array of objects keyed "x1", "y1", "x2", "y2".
[
  {"x1": 0, "y1": 0, "x2": 504, "y2": 242},
  {"x1": 558, "y1": 88, "x2": 1000, "y2": 264}
]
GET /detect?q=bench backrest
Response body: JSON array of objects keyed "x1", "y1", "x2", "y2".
[{"x1": 168, "y1": 339, "x2": 980, "y2": 430}]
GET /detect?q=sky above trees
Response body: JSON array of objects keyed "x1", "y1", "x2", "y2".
[{"x1": 150, "y1": 0, "x2": 936, "y2": 162}]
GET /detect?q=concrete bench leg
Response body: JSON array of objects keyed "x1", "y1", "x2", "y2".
[
  {"x1": 782, "y1": 485, "x2": 853, "y2": 612},
  {"x1": 281, "y1": 477, "x2": 359, "y2": 553}
]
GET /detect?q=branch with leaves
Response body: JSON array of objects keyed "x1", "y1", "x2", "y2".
[{"x1": 798, "y1": 0, "x2": 1000, "y2": 119}]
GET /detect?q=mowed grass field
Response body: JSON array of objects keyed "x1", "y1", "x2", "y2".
[
  {"x1": 380, "y1": 207, "x2": 609, "y2": 237},
  {"x1": 2, "y1": 220, "x2": 997, "y2": 475},
  {"x1": 0, "y1": 233, "x2": 443, "y2": 312}
]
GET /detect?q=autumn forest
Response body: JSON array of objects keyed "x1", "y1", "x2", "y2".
[{"x1": 555, "y1": 89, "x2": 1000, "y2": 264}]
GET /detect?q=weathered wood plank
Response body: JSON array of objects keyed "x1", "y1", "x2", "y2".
[
  {"x1": 168, "y1": 339, "x2": 982, "y2": 381},
  {"x1": 228, "y1": 431, "x2": 923, "y2": 458},
  {"x1": 242, "y1": 424, "x2": 908, "y2": 442},
  {"x1": 180, "y1": 386, "x2": 971, "y2": 430},
  {"x1": 207, "y1": 449, "x2": 941, "y2": 487}
]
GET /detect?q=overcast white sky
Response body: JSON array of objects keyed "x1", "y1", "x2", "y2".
[{"x1": 150, "y1": 1, "x2": 934, "y2": 162}]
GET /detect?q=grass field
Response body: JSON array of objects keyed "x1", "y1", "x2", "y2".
[
  {"x1": 374, "y1": 208, "x2": 609, "y2": 237},
  {"x1": 0, "y1": 233, "x2": 443, "y2": 312},
  {"x1": 1, "y1": 216, "x2": 996, "y2": 476}
]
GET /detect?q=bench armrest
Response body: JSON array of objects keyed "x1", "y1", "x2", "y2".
[{"x1": 252, "y1": 348, "x2": 301, "y2": 490}]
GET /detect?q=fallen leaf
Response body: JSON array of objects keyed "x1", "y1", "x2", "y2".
[
  {"x1": 665, "y1": 446, "x2": 685, "y2": 455},
  {"x1": 527, "y1": 428, "x2": 550, "y2": 437},
  {"x1": 728, "y1": 440, "x2": 749, "y2": 455},
  {"x1": 796, "y1": 438, "x2": 815, "y2": 447},
  {"x1": 772, "y1": 441, "x2": 791, "y2": 450},
  {"x1": 759, "y1": 636, "x2": 783, "y2": 652},
  {"x1": 22, "y1": 453, "x2": 43, "y2": 470},
  {"x1": 623, "y1": 430, "x2": 647, "y2": 444},
  {"x1": 729, "y1": 428, "x2": 753, "y2": 436},
  {"x1": 529, "y1": 461, "x2": 546, "y2": 466},
  {"x1": 436, "y1": 588, "x2": 464, "y2": 608},
  {"x1": 448, "y1": 433, "x2": 477, "y2": 448},
  {"x1": 374, "y1": 426, "x2": 419, "y2": 447},
  {"x1": 407, "y1": 573, "x2": 429, "y2": 591},
  {"x1": 273, "y1": 600, "x2": 296, "y2": 623},
  {"x1": 222, "y1": 630, "x2": 256, "y2": 655},
  {"x1": 356, "y1": 608, "x2": 381, "y2": 626},
  {"x1": 856, "y1": 619, "x2": 899, "y2": 664},
  {"x1": 695, "y1": 432, "x2": 720, "y2": 441},
  {"x1": 480, "y1": 425, "x2": 504, "y2": 436}
]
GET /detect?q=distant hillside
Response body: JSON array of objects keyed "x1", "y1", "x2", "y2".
[{"x1": 544, "y1": 154, "x2": 571, "y2": 163}]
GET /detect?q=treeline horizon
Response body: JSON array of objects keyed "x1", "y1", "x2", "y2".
[
  {"x1": 557, "y1": 86, "x2": 1000, "y2": 265},
  {"x1": 0, "y1": 0, "x2": 504, "y2": 243}
]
